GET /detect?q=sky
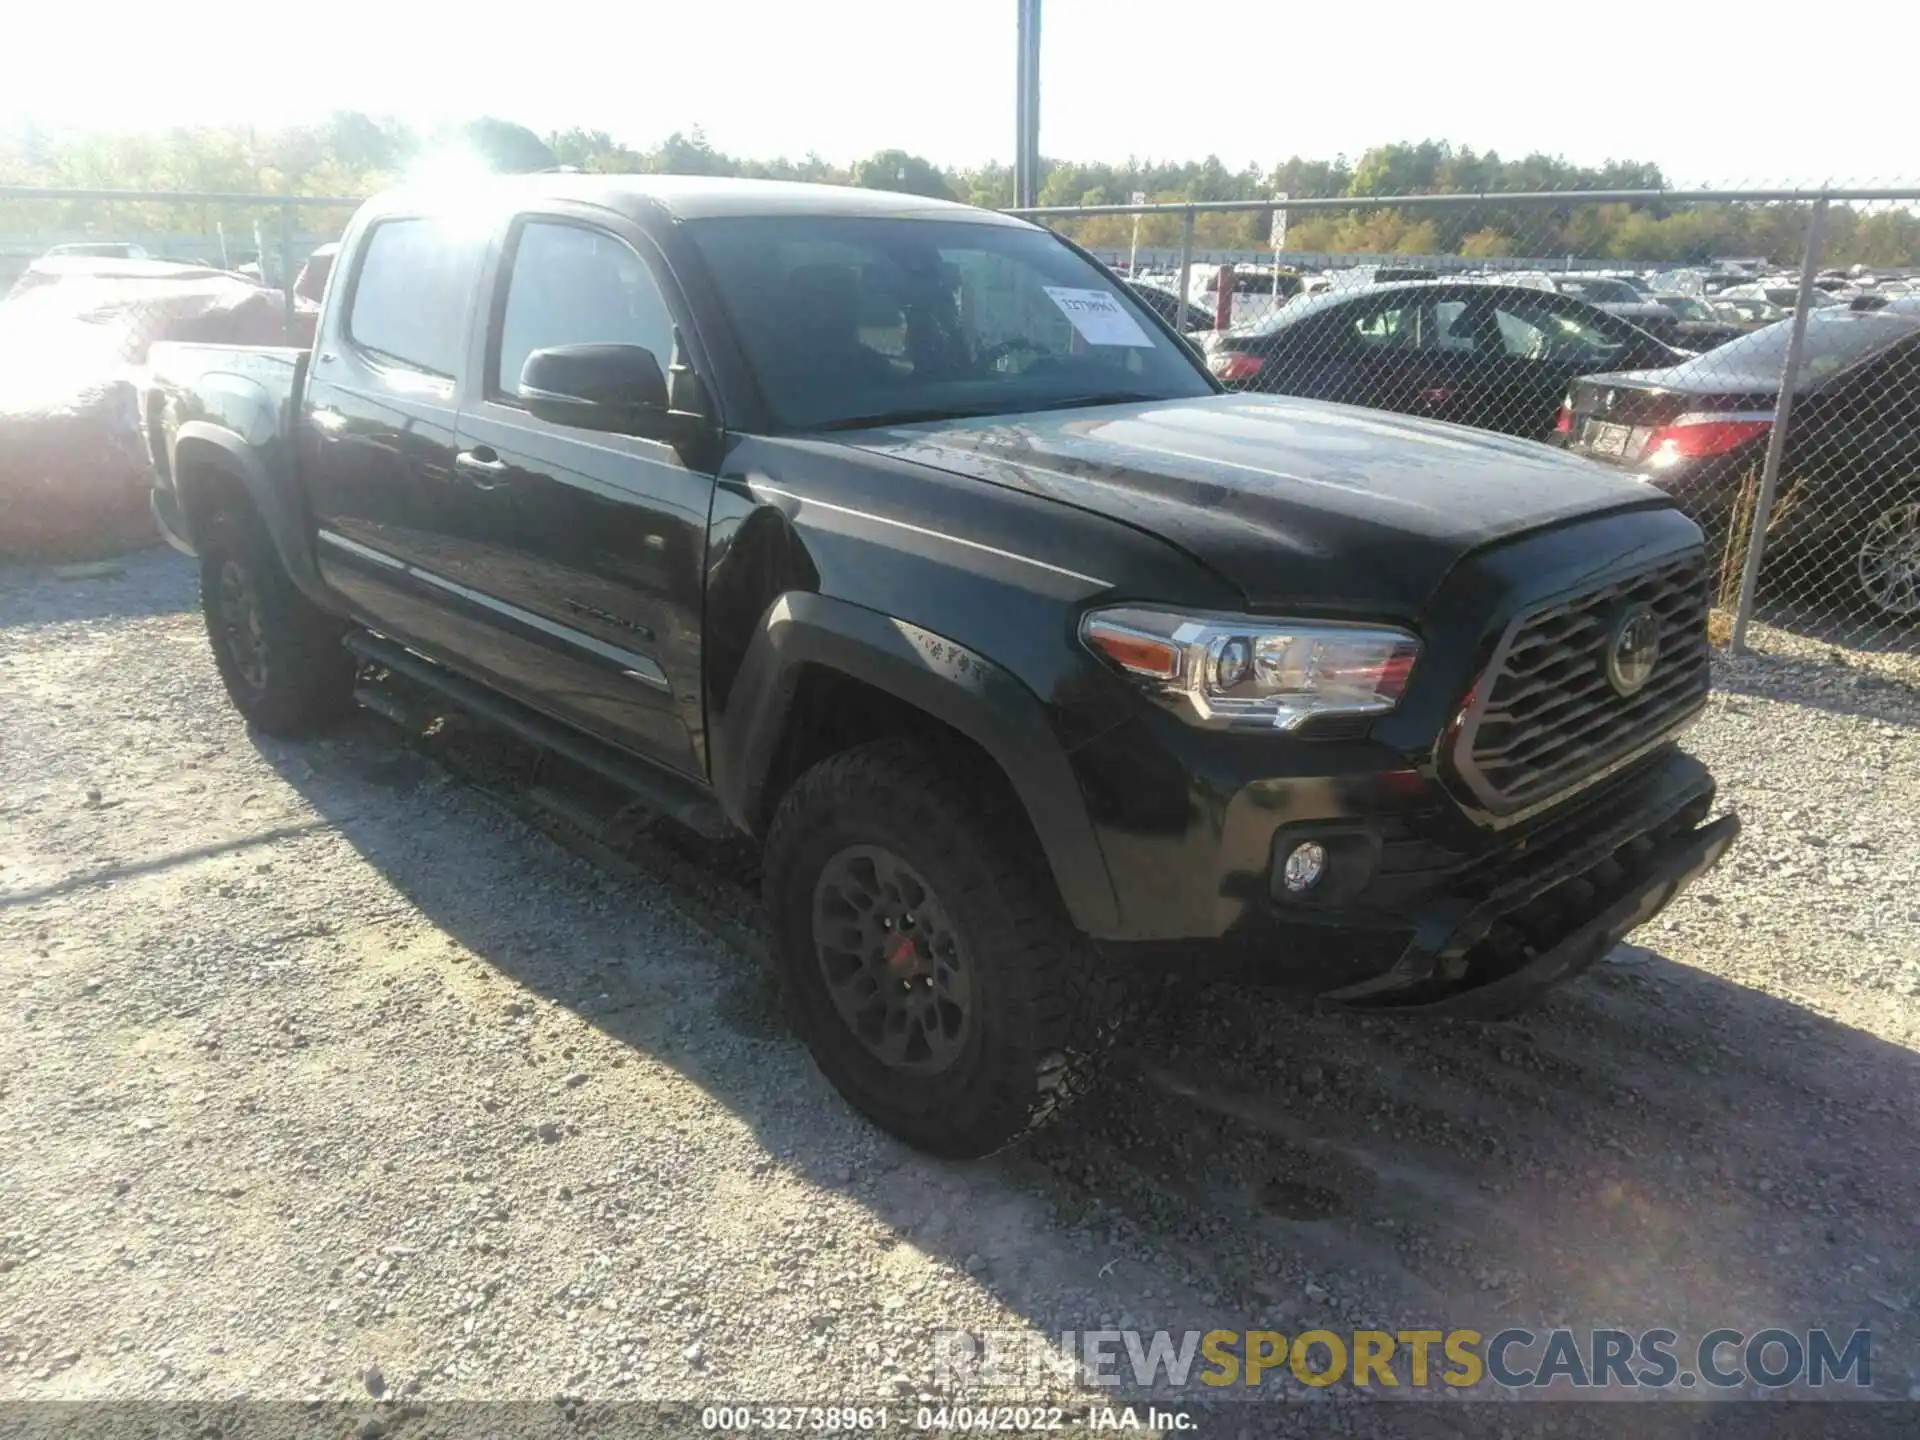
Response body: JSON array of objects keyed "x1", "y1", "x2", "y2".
[{"x1": 1, "y1": 0, "x2": 1911, "y2": 187}]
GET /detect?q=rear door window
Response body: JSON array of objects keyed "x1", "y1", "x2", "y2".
[
  {"x1": 347, "y1": 218, "x2": 474, "y2": 377},
  {"x1": 1492, "y1": 295, "x2": 1631, "y2": 364}
]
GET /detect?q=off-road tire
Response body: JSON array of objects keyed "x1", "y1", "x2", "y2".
[
  {"x1": 763, "y1": 738, "x2": 1124, "y2": 1158},
  {"x1": 197, "y1": 510, "x2": 354, "y2": 736}
]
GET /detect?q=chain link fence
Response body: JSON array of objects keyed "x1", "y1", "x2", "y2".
[
  {"x1": 1019, "y1": 185, "x2": 1920, "y2": 669},
  {"x1": 0, "y1": 186, "x2": 360, "y2": 305},
  {"x1": 4, "y1": 179, "x2": 1919, "y2": 666}
]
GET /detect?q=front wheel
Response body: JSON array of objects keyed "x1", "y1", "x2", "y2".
[
  {"x1": 1853, "y1": 495, "x2": 1920, "y2": 620},
  {"x1": 197, "y1": 511, "x2": 355, "y2": 735},
  {"x1": 763, "y1": 739, "x2": 1122, "y2": 1158}
]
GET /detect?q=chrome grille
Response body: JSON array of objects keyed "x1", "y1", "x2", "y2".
[{"x1": 1456, "y1": 552, "x2": 1711, "y2": 813}]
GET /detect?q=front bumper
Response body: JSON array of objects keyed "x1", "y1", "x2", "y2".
[{"x1": 1322, "y1": 803, "x2": 1738, "y2": 1017}]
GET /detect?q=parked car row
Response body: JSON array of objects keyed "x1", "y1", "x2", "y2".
[
  {"x1": 1648, "y1": 294, "x2": 1747, "y2": 350},
  {"x1": 1116, "y1": 254, "x2": 1920, "y2": 356},
  {"x1": 1179, "y1": 257, "x2": 1920, "y2": 620},
  {"x1": 1128, "y1": 262, "x2": 1439, "y2": 330},
  {"x1": 1496, "y1": 272, "x2": 1689, "y2": 345}
]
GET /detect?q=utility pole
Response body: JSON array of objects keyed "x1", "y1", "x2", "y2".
[{"x1": 1014, "y1": 0, "x2": 1042, "y2": 208}]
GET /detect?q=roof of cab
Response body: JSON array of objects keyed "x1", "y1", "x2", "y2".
[{"x1": 362, "y1": 173, "x2": 1027, "y2": 227}]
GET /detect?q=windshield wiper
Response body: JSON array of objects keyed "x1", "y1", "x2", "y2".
[
  {"x1": 1023, "y1": 390, "x2": 1166, "y2": 413},
  {"x1": 807, "y1": 405, "x2": 1005, "y2": 434},
  {"x1": 806, "y1": 391, "x2": 1170, "y2": 435}
]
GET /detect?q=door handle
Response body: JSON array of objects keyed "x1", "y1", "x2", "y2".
[{"x1": 455, "y1": 448, "x2": 510, "y2": 487}]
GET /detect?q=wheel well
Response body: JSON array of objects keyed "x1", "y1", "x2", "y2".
[
  {"x1": 173, "y1": 445, "x2": 258, "y2": 539},
  {"x1": 757, "y1": 665, "x2": 1027, "y2": 834}
]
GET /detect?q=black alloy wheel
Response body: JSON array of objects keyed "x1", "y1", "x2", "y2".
[
  {"x1": 1856, "y1": 498, "x2": 1920, "y2": 618},
  {"x1": 810, "y1": 844, "x2": 972, "y2": 1074},
  {"x1": 216, "y1": 558, "x2": 272, "y2": 693}
]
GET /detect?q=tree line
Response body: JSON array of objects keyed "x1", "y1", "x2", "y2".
[{"x1": 2, "y1": 115, "x2": 1913, "y2": 268}]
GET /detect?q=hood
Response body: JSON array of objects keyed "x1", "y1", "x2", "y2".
[{"x1": 843, "y1": 393, "x2": 1669, "y2": 615}]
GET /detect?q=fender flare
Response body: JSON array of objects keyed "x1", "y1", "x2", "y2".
[
  {"x1": 714, "y1": 591, "x2": 1122, "y2": 937},
  {"x1": 170, "y1": 422, "x2": 332, "y2": 606}
]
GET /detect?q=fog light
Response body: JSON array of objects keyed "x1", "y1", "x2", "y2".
[{"x1": 1282, "y1": 840, "x2": 1328, "y2": 893}]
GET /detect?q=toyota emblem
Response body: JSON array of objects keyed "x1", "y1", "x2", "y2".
[{"x1": 1606, "y1": 603, "x2": 1660, "y2": 697}]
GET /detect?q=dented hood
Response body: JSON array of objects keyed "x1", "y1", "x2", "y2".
[{"x1": 844, "y1": 392, "x2": 1671, "y2": 613}]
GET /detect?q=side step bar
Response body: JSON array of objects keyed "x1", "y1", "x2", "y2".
[{"x1": 343, "y1": 629, "x2": 732, "y2": 840}]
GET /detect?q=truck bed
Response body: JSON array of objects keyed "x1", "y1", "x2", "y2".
[
  {"x1": 148, "y1": 341, "x2": 309, "y2": 397},
  {"x1": 144, "y1": 342, "x2": 311, "y2": 554}
]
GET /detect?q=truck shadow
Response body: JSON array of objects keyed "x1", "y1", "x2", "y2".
[{"x1": 254, "y1": 713, "x2": 1920, "y2": 1412}]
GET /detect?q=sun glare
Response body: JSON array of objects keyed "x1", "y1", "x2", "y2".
[{"x1": 404, "y1": 146, "x2": 495, "y2": 190}]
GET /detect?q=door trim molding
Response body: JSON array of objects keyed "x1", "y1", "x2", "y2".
[{"x1": 315, "y1": 528, "x2": 671, "y2": 692}]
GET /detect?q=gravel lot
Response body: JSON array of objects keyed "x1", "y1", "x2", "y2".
[{"x1": 2, "y1": 549, "x2": 1918, "y2": 1428}]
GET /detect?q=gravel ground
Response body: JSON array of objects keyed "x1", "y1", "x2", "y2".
[{"x1": 2, "y1": 549, "x2": 1918, "y2": 1429}]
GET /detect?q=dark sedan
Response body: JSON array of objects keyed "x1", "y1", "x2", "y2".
[
  {"x1": 1562, "y1": 299, "x2": 1920, "y2": 617},
  {"x1": 1201, "y1": 280, "x2": 1682, "y2": 439}
]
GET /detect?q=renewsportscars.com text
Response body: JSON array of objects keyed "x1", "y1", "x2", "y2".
[{"x1": 933, "y1": 1327, "x2": 1873, "y2": 1392}]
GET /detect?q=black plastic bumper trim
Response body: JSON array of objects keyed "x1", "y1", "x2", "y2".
[{"x1": 1323, "y1": 810, "x2": 1739, "y2": 1018}]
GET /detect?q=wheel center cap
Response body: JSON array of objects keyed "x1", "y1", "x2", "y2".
[{"x1": 885, "y1": 933, "x2": 918, "y2": 972}]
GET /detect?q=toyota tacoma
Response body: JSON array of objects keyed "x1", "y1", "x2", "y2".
[{"x1": 144, "y1": 176, "x2": 1738, "y2": 1157}]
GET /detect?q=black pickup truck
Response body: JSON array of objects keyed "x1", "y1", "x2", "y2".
[{"x1": 145, "y1": 176, "x2": 1737, "y2": 1157}]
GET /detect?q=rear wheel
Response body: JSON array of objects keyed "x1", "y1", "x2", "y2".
[
  {"x1": 198, "y1": 510, "x2": 354, "y2": 735},
  {"x1": 763, "y1": 739, "x2": 1123, "y2": 1158},
  {"x1": 1853, "y1": 495, "x2": 1920, "y2": 619}
]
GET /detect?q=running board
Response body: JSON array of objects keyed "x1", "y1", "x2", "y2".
[{"x1": 343, "y1": 630, "x2": 731, "y2": 840}]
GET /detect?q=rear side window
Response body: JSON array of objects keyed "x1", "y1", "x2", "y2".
[
  {"x1": 347, "y1": 219, "x2": 472, "y2": 377},
  {"x1": 1492, "y1": 295, "x2": 1633, "y2": 363}
]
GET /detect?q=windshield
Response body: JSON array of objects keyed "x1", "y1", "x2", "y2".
[
  {"x1": 1676, "y1": 310, "x2": 1919, "y2": 385},
  {"x1": 684, "y1": 216, "x2": 1213, "y2": 430}
]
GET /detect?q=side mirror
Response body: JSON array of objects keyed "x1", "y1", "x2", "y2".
[{"x1": 519, "y1": 342, "x2": 676, "y2": 437}]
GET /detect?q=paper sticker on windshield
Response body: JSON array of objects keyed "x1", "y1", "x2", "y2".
[{"x1": 1043, "y1": 286, "x2": 1154, "y2": 347}]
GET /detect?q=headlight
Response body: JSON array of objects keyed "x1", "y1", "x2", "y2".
[{"x1": 1081, "y1": 606, "x2": 1419, "y2": 730}]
